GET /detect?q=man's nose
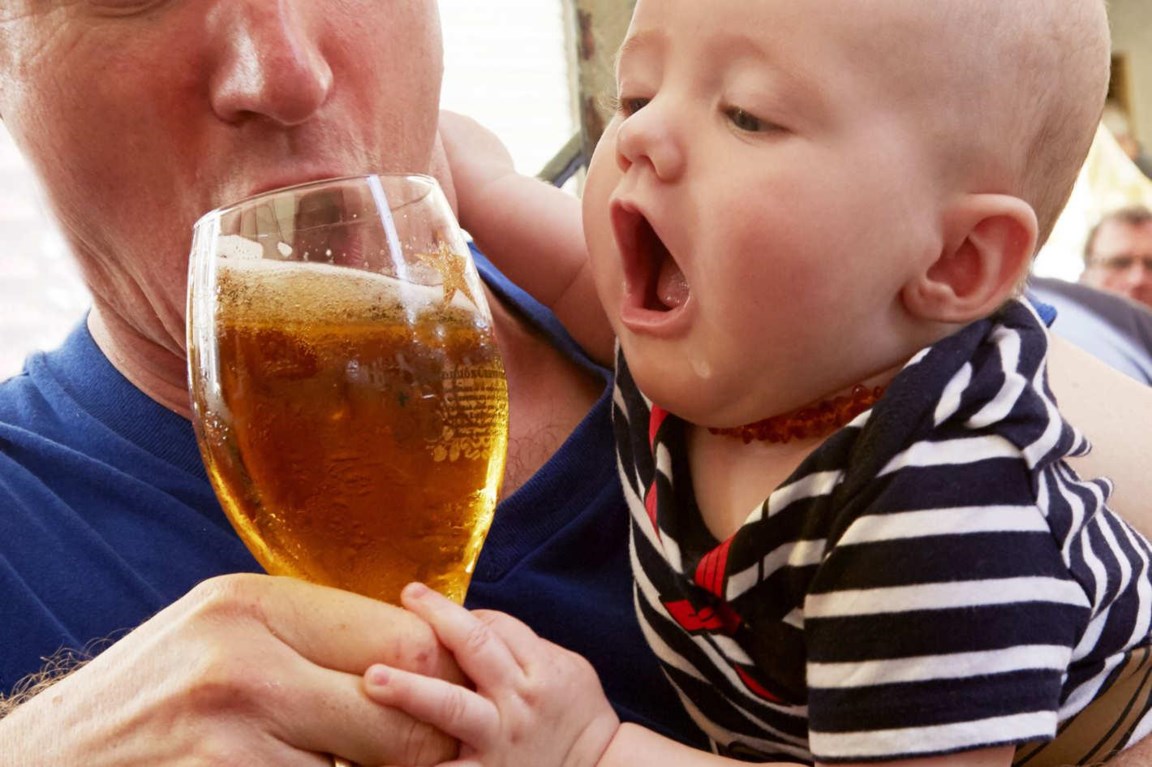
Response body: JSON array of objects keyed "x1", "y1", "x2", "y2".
[
  {"x1": 1121, "y1": 259, "x2": 1152, "y2": 289},
  {"x1": 207, "y1": 0, "x2": 333, "y2": 126},
  {"x1": 614, "y1": 100, "x2": 686, "y2": 182}
]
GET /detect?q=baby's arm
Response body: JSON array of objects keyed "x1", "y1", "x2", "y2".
[
  {"x1": 439, "y1": 111, "x2": 614, "y2": 364},
  {"x1": 364, "y1": 583, "x2": 752, "y2": 766},
  {"x1": 364, "y1": 584, "x2": 1018, "y2": 767}
]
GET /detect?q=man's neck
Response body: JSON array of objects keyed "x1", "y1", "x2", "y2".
[
  {"x1": 483, "y1": 283, "x2": 603, "y2": 498},
  {"x1": 87, "y1": 306, "x2": 192, "y2": 419},
  {"x1": 87, "y1": 275, "x2": 604, "y2": 494}
]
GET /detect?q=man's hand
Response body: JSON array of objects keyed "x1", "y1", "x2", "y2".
[{"x1": 0, "y1": 573, "x2": 461, "y2": 765}]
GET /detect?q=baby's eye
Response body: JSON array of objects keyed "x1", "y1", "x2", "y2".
[
  {"x1": 613, "y1": 95, "x2": 651, "y2": 117},
  {"x1": 725, "y1": 107, "x2": 772, "y2": 133}
]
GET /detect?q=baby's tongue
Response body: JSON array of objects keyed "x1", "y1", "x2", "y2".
[{"x1": 656, "y1": 257, "x2": 689, "y2": 309}]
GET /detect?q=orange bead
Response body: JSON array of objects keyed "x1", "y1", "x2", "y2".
[{"x1": 709, "y1": 383, "x2": 885, "y2": 444}]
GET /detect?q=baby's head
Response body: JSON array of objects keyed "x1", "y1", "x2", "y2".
[
  {"x1": 583, "y1": 0, "x2": 1110, "y2": 428},
  {"x1": 872, "y1": 0, "x2": 1110, "y2": 250}
]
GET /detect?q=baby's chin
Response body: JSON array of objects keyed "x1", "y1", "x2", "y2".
[{"x1": 621, "y1": 344, "x2": 763, "y2": 429}]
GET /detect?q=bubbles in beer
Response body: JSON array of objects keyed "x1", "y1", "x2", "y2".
[
  {"x1": 196, "y1": 257, "x2": 509, "y2": 604},
  {"x1": 216, "y1": 258, "x2": 488, "y2": 328}
]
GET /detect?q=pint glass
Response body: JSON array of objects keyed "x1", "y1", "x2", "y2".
[{"x1": 187, "y1": 175, "x2": 508, "y2": 603}]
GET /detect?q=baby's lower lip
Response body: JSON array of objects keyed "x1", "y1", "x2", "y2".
[
  {"x1": 618, "y1": 297, "x2": 692, "y2": 337},
  {"x1": 618, "y1": 267, "x2": 693, "y2": 337}
]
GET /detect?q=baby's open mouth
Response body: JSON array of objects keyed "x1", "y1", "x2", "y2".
[{"x1": 613, "y1": 204, "x2": 689, "y2": 312}]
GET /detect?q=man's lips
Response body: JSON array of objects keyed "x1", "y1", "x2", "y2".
[
  {"x1": 610, "y1": 201, "x2": 690, "y2": 315},
  {"x1": 235, "y1": 169, "x2": 362, "y2": 205}
]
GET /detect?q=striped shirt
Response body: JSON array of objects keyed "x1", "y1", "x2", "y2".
[{"x1": 613, "y1": 299, "x2": 1152, "y2": 764}]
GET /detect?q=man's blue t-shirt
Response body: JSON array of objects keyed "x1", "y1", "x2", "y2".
[
  {"x1": 0, "y1": 250, "x2": 704, "y2": 746},
  {"x1": 1027, "y1": 275, "x2": 1152, "y2": 385}
]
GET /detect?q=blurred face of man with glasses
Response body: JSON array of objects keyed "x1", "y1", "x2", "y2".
[{"x1": 1081, "y1": 206, "x2": 1152, "y2": 310}]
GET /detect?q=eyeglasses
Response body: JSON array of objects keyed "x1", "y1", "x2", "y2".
[{"x1": 1087, "y1": 253, "x2": 1152, "y2": 272}]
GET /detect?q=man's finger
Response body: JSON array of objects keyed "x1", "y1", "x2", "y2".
[
  {"x1": 180, "y1": 574, "x2": 460, "y2": 681},
  {"x1": 254, "y1": 663, "x2": 456, "y2": 766}
]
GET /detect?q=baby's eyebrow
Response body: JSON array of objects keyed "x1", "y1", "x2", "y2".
[
  {"x1": 709, "y1": 37, "x2": 831, "y2": 122},
  {"x1": 614, "y1": 29, "x2": 664, "y2": 75}
]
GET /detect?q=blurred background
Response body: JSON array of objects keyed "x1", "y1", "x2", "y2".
[{"x1": 1, "y1": 0, "x2": 1151, "y2": 379}]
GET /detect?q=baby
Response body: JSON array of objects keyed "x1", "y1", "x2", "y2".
[{"x1": 362, "y1": 1, "x2": 1152, "y2": 765}]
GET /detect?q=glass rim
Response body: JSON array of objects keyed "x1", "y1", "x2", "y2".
[{"x1": 193, "y1": 172, "x2": 441, "y2": 229}]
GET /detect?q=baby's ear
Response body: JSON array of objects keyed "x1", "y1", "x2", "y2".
[{"x1": 901, "y1": 194, "x2": 1037, "y2": 324}]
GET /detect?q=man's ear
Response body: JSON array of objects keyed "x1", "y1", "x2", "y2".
[{"x1": 901, "y1": 194, "x2": 1038, "y2": 324}]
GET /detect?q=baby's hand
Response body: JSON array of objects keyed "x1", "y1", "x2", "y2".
[
  {"x1": 437, "y1": 110, "x2": 517, "y2": 222},
  {"x1": 363, "y1": 582, "x2": 621, "y2": 767}
]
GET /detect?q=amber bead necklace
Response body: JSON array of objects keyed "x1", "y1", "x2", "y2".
[{"x1": 708, "y1": 384, "x2": 886, "y2": 444}]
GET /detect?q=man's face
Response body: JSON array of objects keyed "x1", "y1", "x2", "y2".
[
  {"x1": 1081, "y1": 219, "x2": 1152, "y2": 309},
  {"x1": 0, "y1": 0, "x2": 444, "y2": 356}
]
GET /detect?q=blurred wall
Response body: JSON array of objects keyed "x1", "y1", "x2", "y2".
[
  {"x1": 0, "y1": 126, "x2": 85, "y2": 379},
  {"x1": 440, "y1": 0, "x2": 576, "y2": 175},
  {"x1": 1111, "y1": 0, "x2": 1152, "y2": 144}
]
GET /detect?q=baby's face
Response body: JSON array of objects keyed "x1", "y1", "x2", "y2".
[{"x1": 583, "y1": 0, "x2": 955, "y2": 427}]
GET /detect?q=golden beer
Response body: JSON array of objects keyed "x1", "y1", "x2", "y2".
[{"x1": 190, "y1": 259, "x2": 508, "y2": 604}]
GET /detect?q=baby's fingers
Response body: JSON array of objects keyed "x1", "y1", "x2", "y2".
[
  {"x1": 363, "y1": 664, "x2": 498, "y2": 750},
  {"x1": 401, "y1": 583, "x2": 522, "y2": 689}
]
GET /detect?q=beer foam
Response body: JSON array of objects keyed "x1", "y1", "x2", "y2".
[
  {"x1": 218, "y1": 235, "x2": 265, "y2": 261},
  {"x1": 216, "y1": 258, "x2": 483, "y2": 325}
]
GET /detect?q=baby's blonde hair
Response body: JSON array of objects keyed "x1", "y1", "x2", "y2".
[
  {"x1": 1013, "y1": 1, "x2": 1112, "y2": 248},
  {"x1": 931, "y1": 0, "x2": 1111, "y2": 250},
  {"x1": 873, "y1": 0, "x2": 1110, "y2": 256}
]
